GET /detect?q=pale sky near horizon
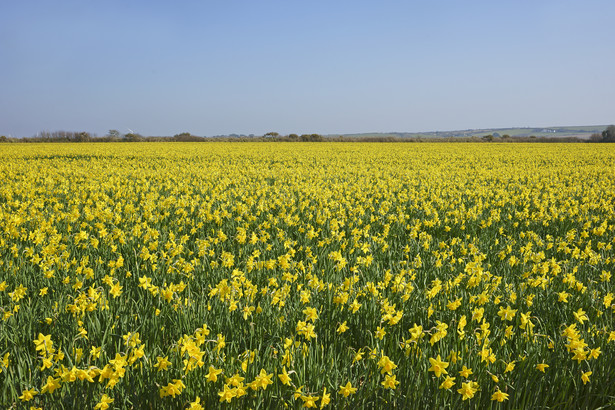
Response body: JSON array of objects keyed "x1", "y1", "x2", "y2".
[{"x1": 1, "y1": 0, "x2": 613, "y2": 138}]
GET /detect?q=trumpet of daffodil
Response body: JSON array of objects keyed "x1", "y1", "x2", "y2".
[
  {"x1": 33, "y1": 333, "x2": 53, "y2": 356},
  {"x1": 574, "y1": 308, "x2": 588, "y2": 324},
  {"x1": 439, "y1": 376, "x2": 456, "y2": 390},
  {"x1": 377, "y1": 355, "x2": 397, "y2": 374},
  {"x1": 589, "y1": 347, "x2": 601, "y2": 360},
  {"x1": 122, "y1": 332, "x2": 141, "y2": 348},
  {"x1": 40, "y1": 356, "x2": 52, "y2": 371},
  {"x1": 154, "y1": 356, "x2": 171, "y2": 371},
  {"x1": 519, "y1": 312, "x2": 533, "y2": 330},
  {"x1": 109, "y1": 353, "x2": 127, "y2": 369},
  {"x1": 278, "y1": 366, "x2": 291, "y2": 385},
  {"x1": 428, "y1": 355, "x2": 449, "y2": 378},
  {"x1": 504, "y1": 361, "x2": 516, "y2": 373},
  {"x1": 227, "y1": 373, "x2": 245, "y2": 387},
  {"x1": 572, "y1": 348, "x2": 588, "y2": 363},
  {"x1": 218, "y1": 384, "x2": 236, "y2": 403},
  {"x1": 350, "y1": 299, "x2": 361, "y2": 314},
  {"x1": 491, "y1": 389, "x2": 509, "y2": 402},
  {"x1": 381, "y1": 374, "x2": 400, "y2": 389},
  {"x1": 159, "y1": 379, "x2": 185, "y2": 398},
  {"x1": 235, "y1": 383, "x2": 248, "y2": 398},
  {"x1": 109, "y1": 282, "x2": 122, "y2": 298},
  {"x1": 459, "y1": 366, "x2": 473, "y2": 378},
  {"x1": 447, "y1": 297, "x2": 461, "y2": 310},
  {"x1": 604, "y1": 293, "x2": 614, "y2": 309},
  {"x1": 206, "y1": 366, "x2": 223, "y2": 382},
  {"x1": 320, "y1": 387, "x2": 331, "y2": 408},
  {"x1": 0, "y1": 352, "x2": 11, "y2": 373},
  {"x1": 457, "y1": 381, "x2": 479, "y2": 400},
  {"x1": 40, "y1": 376, "x2": 61, "y2": 394},
  {"x1": 94, "y1": 394, "x2": 114, "y2": 410},
  {"x1": 408, "y1": 323, "x2": 424, "y2": 341},
  {"x1": 472, "y1": 307, "x2": 485, "y2": 322},
  {"x1": 536, "y1": 363, "x2": 549, "y2": 373},
  {"x1": 188, "y1": 396, "x2": 203, "y2": 410},
  {"x1": 254, "y1": 368, "x2": 274, "y2": 390},
  {"x1": 215, "y1": 333, "x2": 226, "y2": 352},
  {"x1": 300, "y1": 394, "x2": 319, "y2": 408},
  {"x1": 90, "y1": 346, "x2": 101, "y2": 360},
  {"x1": 497, "y1": 305, "x2": 517, "y2": 321},
  {"x1": 430, "y1": 321, "x2": 448, "y2": 345},
  {"x1": 18, "y1": 389, "x2": 38, "y2": 402},
  {"x1": 303, "y1": 306, "x2": 318, "y2": 321},
  {"x1": 339, "y1": 382, "x2": 357, "y2": 397}
]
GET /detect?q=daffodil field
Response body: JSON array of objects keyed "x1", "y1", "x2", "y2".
[{"x1": 1, "y1": 142, "x2": 615, "y2": 409}]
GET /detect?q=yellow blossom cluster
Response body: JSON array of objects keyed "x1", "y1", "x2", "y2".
[{"x1": 0, "y1": 142, "x2": 614, "y2": 408}]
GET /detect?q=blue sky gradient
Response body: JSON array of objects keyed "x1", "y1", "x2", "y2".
[{"x1": 1, "y1": 0, "x2": 613, "y2": 137}]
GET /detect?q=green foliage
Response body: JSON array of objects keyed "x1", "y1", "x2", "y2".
[
  {"x1": 123, "y1": 132, "x2": 144, "y2": 142},
  {"x1": 602, "y1": 125, "x2": 615, "y2": 142}
]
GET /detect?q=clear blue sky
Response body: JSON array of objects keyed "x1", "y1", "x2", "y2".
[{"x1": 1, "y1": 0, "x2": 613, "y2": 137}]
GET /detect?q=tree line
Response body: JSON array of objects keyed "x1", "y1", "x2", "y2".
[
  {"x1": 1, "y1": 126, "x2": 614, "y2": 143},
  {"x1": 589, "y1": 125, "x2": 615, "y2": 142}
]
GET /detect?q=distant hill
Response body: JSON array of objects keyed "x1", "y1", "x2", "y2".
[{"x1": 329, "y1": 125, "x2": 608, "y2": 140}]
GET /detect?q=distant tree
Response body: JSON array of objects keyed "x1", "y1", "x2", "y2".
[
  {"x1": 264, "y1": 132, "x2": 279, "y2": 138},
  {"x1": 107, "y1": 129, "x2": 121, "y2": 139},
  {"x1": 37, "y1": 131, "x2": 51, "y2": 141},
  {"x1": 482, "y1": 134, "x2": 494, "y2": 142},
  {"x1": 173, "y1": 132, "x2": 192, "y2": 141},
  {"x1": 124, "y1": 133, "x2": 144, "y2": 142},
  {"x1": 589, "y1": 133, "x2": 603, "y2": 142},
  {"x1": 602, "y1": 125, "x2": 615, "y2": 142},
  {"x1": 0, "y1": 136, "x2": 7, "y2": 143},
  {"x1": 173, "y1": 132, "x2": 205, "y2": 142},
  {"x1": 299, "y1": 133, "x2": 323, "y2": 142},
  {"x1": 71, "y1": 131, "x2": 91, "y2": 142}
]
